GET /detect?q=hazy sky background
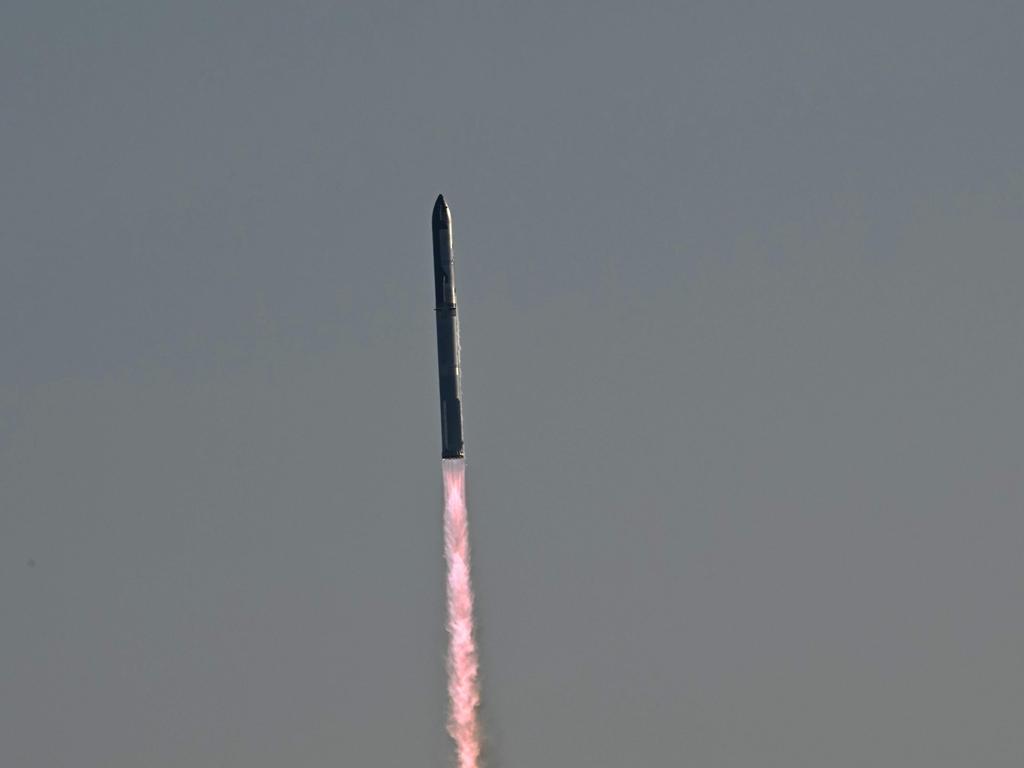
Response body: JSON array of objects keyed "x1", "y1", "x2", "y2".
[{"x1": 2, "y1": 2, "x2": 1022, "y2": 766}]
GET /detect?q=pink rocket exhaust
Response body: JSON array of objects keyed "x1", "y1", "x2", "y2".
[{"x1": 442, "y1": 458, "x2": 481, "y2": 768}]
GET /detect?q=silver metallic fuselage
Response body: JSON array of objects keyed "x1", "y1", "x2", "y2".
[{"x1": 432, "y1": 195, "x2": 464, "y2": 458}]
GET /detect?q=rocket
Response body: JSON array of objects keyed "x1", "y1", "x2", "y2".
[{"x1": 432, "y1": 194, "x2": 465, "y2": 458}]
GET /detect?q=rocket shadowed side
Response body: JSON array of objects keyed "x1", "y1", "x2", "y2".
[{"x1": 433, "y1": 194, "x2": 465, "y2": 459}]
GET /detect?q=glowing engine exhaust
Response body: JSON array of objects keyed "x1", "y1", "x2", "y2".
[{"x1": 442, "y1": 458, "x2": 480, "y2": 768}]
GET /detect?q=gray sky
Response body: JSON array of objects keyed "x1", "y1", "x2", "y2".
[{"x1": 2, "y1": 2, "x2": 1022, "y2": 766}]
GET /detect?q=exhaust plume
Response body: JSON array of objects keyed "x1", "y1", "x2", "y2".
[{"x1": 442, "y1": 458, "x2": 481, "y2": 768}]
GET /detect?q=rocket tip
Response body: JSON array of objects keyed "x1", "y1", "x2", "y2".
[{"x1": 432, "y1": 194, "x2": 450, "y2": 227}]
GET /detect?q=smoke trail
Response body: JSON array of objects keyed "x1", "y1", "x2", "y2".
[{"x1": 442, "y1": 458, "x2": 481, "y2": 768}]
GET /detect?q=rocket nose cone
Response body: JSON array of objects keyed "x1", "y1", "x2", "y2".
[{"x1": 433, "y1": 194, "x2": 449, "y2": 226}]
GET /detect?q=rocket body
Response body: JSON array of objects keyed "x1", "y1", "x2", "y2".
[{"x1": 433, "y1": 194, "x2": 465, "y2": 458}]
